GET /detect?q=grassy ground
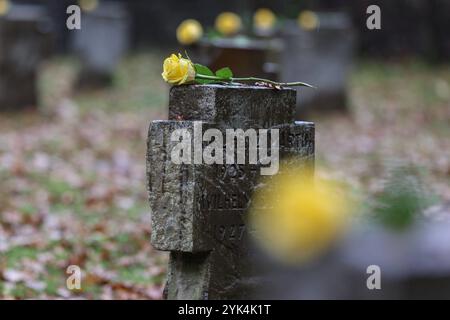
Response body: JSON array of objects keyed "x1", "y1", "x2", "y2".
[
  {"x1": 0, "y1": 52, "x2": 449, "y2": 299},
  {"x1": 316, "y1": 61, "x2": 450, "y2": 202}
]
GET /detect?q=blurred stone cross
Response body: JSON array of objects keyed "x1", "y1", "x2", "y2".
[
  {"x1": 280, "y1": 12, "x2": 356, "y2": 115},
  {"x1": 146, "y1": 84, "x2": 315, "y2": 299},
  {"x1": 0, "y1": 3, "x2": 52, "y2": 111}
]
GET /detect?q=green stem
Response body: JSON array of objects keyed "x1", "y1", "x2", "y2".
[{"x1": 196, "y1": 74, "x2": 314, "y2": 88}]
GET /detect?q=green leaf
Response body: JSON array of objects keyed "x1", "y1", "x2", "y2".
[
  {"x1": 215, "y1": 67, "x2": 233, "y2": 79},
  {"x1": 194, "y1": 63, "x2": 214, "y2": 76},
  {"x1": 205, "y1": 28, "x2": 221, "y2": 40},
  {"x1": 194, "y1": 64, "x2": 216, "y2": 84},
  {"x1": 194, "y1": 64, "x2": 215, "y2": 84},
  {"x1": 373, "y1": 167, "x2": 425, "y2": 231}
]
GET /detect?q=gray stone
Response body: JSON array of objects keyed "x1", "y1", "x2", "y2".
[
  {"x1": 280, "y1": 13, "x2": 356, "y2": 115},
  {"x1": 168, "y1": 84, "x2": 295, "y2": 128},
  {"x1": 72, "y1": 2, "x2": 130, "y2": 89},
  {"x1": 147, "y1": 84, "x2": 315, "y2": 299},
  {"x1": 147, "y1": 120, "x2": 212, "y2": 253},
  {"x1": 0, "y1": 4, "x2": 52, "y2": 110}
]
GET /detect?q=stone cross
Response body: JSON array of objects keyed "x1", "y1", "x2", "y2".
[{"x1": 147, "y1": 84, "x2": 314, "y2": 299}]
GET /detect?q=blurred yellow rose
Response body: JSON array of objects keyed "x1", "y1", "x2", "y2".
[
  {"x1": 215, "y1": 12, "x2": 242, "y2": 36},
  {"x1": 249, "y1": 165, "x2": 352, "y2": 265},
  {"x1": 298, "y1": 10, "x2": 319, "y2": 30},
  {"x1": 253, "y1": 8, "x2": 276, "y2": 31},
  {"x1": 176, "y1": 19, "x2": 203, "y2": 45},
  {"x1": 161, "y1": 53, "x2": 196, "y2": 85},
  {"x1": 0, "y1": 0, "x2": 10, "y2": 16},
  {"x1": 79, "y1": 0, "x2": 98, "y2": 12}
]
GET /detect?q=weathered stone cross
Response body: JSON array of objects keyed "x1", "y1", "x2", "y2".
[{"x1": 147, "y1": 84, "x2": 314, "y2": 299}]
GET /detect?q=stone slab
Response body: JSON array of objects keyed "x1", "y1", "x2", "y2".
[{"x1": 168, "y1": 85, "x2": 296, "y2": 128}]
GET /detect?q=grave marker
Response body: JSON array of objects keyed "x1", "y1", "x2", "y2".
[
  {"x1": 72, "y1": 1, "x2": 130, "y2": 89},
  {"x1": 280, "y1": 13, "x2": 356, "y2": 115},
  {"x1": 0, "y1": 4, "x2": 52, "y2": 110},
  {"x1": 147, "y1": 84, "x2": 314, "y2": 299}
]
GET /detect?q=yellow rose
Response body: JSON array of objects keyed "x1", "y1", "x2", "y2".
[
  {"x1": 254, "y1": 8, "x2": 276, "y2": 31},
  {"x1": 79, "y1": 0, "x2": 98, "y2": 12},
  {"x1": 215, "y1": 12, "x2": 242, "y2": 36},
  {"x1": 176, "y1": 19, "x2": 203, "y2": 45},
  {"x1": 249, "y1": 165, "x2": 352, "y2": 265},
  {"x1": 161, "y1": 53, "x2": 196, "y2": 85},
  {"x1": 298, "y1": 10, "x2": 319, "y2": 31},
  {"x1": 0, "y1": 0, "x2": 10, "y2": 16}
]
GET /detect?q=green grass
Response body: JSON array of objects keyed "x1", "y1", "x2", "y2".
[
  {"x1": 4, "y1": 247, "x2": 39, "y2": 268},
  {"x1": 40, "y1": 52, "x2": 169, "y2": 112}
]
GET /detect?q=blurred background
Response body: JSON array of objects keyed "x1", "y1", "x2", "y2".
[{"x1": 0, "y1": 0, "x2": 449, "y2": 299}]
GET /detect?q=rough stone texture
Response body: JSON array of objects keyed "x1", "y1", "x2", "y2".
[
  {"x1": 0, "y1": 4, "x2": 52, "y2": 111},
  {"x1": 147, "y1": 84, "x2": 315, "y2": 299},
  {"x1": 280, "y1": 13, "x2": 356, "y2": 116},
  {"x1": 147, "y1": 121, "x2": 213, "y2": 253},
  {"x1": 168, "y1": 84, "x2": 296, "y2": 128}
]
